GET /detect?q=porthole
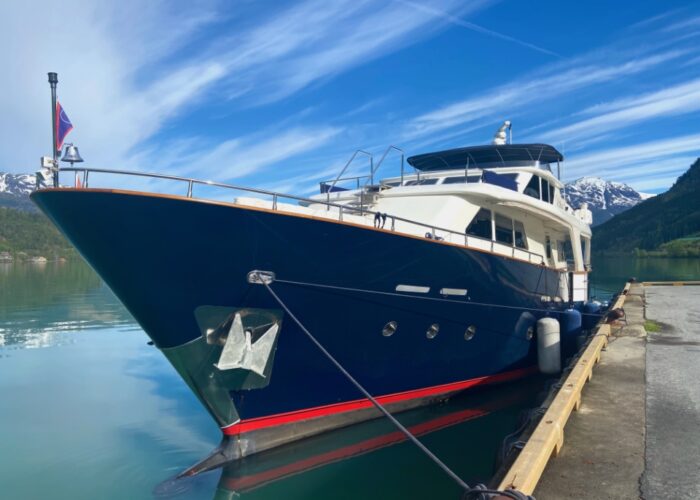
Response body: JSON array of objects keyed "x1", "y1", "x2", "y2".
[
  {"x1": 382, "y1": 321, "x2": 397, "y2": 337},
  {"x1": 426, "y1": 324, "x2": 439, "y2": 339},
  {"x1": 526, "y1": 326, "x2": 534, "y2": 340},
  {"x1": 464, "y1": 325, "x2": 477, "y2": 341}
]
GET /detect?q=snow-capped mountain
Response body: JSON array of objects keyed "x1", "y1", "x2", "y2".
[
  {"x1": 0, "y1": 172, "x2": 37, "y2": 211},
  {"x1": 0, "y1": 172, "x2": 35, "y2": 196},
  {"x1": 565, "y1": 177, "x2": 649, "y2": 226}
]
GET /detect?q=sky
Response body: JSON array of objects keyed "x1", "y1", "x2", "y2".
[{"x1": 2, "y1": 0, "x2": 700, "y2": 195}]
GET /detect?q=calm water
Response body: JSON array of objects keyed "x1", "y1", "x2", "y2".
[{"x1": 1, "y1": 258, "x2": 698, "y2": 499}]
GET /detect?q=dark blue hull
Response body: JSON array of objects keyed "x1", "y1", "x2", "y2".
[{"x1": 32, "y1": 189, "x2": 564, "y2": 446}]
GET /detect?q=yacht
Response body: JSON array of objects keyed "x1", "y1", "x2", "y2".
[{"x1": 32, "y1": 121, "x2": 593, "y2": 472}]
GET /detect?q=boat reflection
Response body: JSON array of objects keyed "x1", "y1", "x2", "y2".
[{"x1": 189, "y1": 377, "x2": 546, "y2": 500}]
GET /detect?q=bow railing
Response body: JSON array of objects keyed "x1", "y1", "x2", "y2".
[{"x1": 53, "y1": 167, "x2": 546, "y2": 265}]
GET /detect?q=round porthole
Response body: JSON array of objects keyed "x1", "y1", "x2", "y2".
[
  {"x1": 526, "y1": 326, "x2": 535, "y2": 340},
  {"x1": 426, "y1": 323, "x2": 439, "y2": 339},
  {"x1": 464, "y1": 325, "x2": 476, "y2": 341},
  {"x1": 382, "y1": 321, "x2": 397, "y2": 337}
]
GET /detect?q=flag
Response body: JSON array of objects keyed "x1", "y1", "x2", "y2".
[{"x1": 56, "y1": 101, "x2": 73, "y2": 152}]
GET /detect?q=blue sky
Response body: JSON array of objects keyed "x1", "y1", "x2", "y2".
[{"x1": 2, "y1": 0, "x2": 700, "y2": 194}]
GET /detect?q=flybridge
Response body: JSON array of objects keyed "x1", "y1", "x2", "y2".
[{"x1": 406, "y1": 144, "x2": 564, "y2": 172}]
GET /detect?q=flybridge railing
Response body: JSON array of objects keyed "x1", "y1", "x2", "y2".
[
  {"x1": 55, "y1": 167, "x2": 545, "y2": 264},
  {"x1": 319, "y1": 145, "x2": 417, "y2": 196}
]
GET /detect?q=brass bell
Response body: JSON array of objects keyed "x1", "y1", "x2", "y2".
[{"x1": 61, "y1": 143, "x2": 84, "y2": 164}]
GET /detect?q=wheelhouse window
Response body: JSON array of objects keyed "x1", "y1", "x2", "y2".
[
  {"x1": 466, "y1": 208, "x2": 492, "y2": 239},
  {"x1": 514, "y1": 221, "x2": 528, "y2": 249},
  {"x1": 404, "y1": 178, "x2": 439, "y2": 186},
  {"x1": 495, "y1": 214, "x2": 514, "y2": 245},
  {"x1": 524, "y1": 175, "x2": 540, "y2": 199},
  {"x1": 443, "y1": 175, "x2": 482, "y2": 184},
  {"x1": 541, "y1": 179, "x2": 550, "y2": 203}
]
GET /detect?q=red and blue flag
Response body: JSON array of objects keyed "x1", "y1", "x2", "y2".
[{"x1": 56, "y1": 101, "x2": 73, "y2": 151}]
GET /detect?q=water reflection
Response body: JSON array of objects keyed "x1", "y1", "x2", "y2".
[
  {"x1": 157, "y1": 377, "x2": 547, "y2": 500},
  {"x1": 0, "y1": 260, "x2": 136, "y2": 348}
]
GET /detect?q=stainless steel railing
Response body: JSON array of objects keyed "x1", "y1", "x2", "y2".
[{"x1": 56, "y1": 166, "x2": 545, "y2": 264}]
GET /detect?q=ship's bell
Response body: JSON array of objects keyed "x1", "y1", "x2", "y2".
[{"x1": 61, "y1": 143, "x2": 84, "y2": 164}]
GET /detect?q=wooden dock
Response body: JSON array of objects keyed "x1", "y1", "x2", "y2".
[
  {"x1": 496, "y1": 283, "x2": 630, "y2": 495},
  {"x1": 495, "y1": 280, "x2": 700, "y2": 498}
]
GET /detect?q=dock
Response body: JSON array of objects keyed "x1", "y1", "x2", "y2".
[{"x1": 495, "y1": 281, "x2": 700, "y2": 499}]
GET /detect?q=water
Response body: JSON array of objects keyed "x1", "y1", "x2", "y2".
[
  {"x1": 589, "y1": 255, "x2": 700, "y2": 299},
  {"x1": 1, "y1": 258, "x2": 698, "y2": 499}
]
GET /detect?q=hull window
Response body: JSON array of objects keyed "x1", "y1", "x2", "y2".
[{"x1": 495, "y1": 214, "x2": 514, "y2": 246}]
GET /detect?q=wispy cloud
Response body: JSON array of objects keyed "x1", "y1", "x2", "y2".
[
  {"x1": 210, "y1": 0, "x2": 493, "y2": 104},
  {"x1": 0, "y1": 0, "x2": 491, "y2": 175},
  {"x1": 397, "y1": 0, "x2": 563, "y2": 58},
  {"x1": 564, "y1": 134, "x2": 700, "y2": 190},
  {"x1": 403, "y1": 49, "x2": 688, "y2": 141},
  {"x1": 543, "y1": 77, "x2": 700, "y2": 143},
  {"x1": 173, "y1": 126, "x2": 343, "y2": 180}
]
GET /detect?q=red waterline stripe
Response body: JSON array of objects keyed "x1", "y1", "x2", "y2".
[
  {"x1": 224, "y1": 407, "x2": 489, "y2": 492},
  {"x1": 222, "y1": 366, "x2": 537, "y2": 435}
]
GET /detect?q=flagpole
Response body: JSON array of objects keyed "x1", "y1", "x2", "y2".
[{"x1": 48, "y1": 72, "x2": 58, "y2": 187}]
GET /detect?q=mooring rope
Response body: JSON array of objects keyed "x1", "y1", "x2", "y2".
[{"x1": 256, "y1": 273, "x2": 534, "y2": 500}]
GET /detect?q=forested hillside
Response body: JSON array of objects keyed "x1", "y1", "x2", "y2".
[
  {"x1": 593, "y1": 159, "x2": 700, "y2": 255},
  {"x1": 0, "y1": 207, "x2": 75, "y2": 258}
]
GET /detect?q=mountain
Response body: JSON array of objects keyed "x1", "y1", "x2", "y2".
[
  {"x1": 0, "y1": 172, "x2": 37, "y2": 211},
  {"x1": 564, "y1": 177, "x2": 647, "y2": 226},
  {"x1": 593, "y1": 159, "x2": 700, "y2": 255}
]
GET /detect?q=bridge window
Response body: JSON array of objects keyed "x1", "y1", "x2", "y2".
[
  {"x1": 466, "y1": 208, "x2": 492, "y2": 239},
  {"x1": 495, "y1": 214, "x2": 514, "y2": 245},
  {"x1": 541, "y1": 179, "x2": 550, "y2": 203},
  {"x1": 524, "y1": 175, "x2": 540, "y2": 199},
  {"x1": 404, "y1": 178, "x2": 439, "y2": 186},
  {"x1": 443, "y1": 175, "x2": 482, "y2": 184}
]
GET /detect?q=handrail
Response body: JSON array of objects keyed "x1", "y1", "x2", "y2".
[
  {"x1": 57, "y1": 167, "x2": 545, "y2": 264},
  {"x1": 368, "y1": 145, "x2": 404, "y2": 186},
  {"x1": 325, "y1": 150, "x2": 373, "y2": 194}
]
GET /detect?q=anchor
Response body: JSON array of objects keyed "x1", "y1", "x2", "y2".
[{"x1": 215, "y1": 312, "x2": 279, "y2": 376}]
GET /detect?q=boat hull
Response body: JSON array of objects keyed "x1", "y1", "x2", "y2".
[{"x1": 32, "y1": 189, "x2": 564, "y2": 457}]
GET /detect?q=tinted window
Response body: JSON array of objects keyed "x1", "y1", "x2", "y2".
[
  {"x1": 495, "y1": 214, "x2": 513, "y2": 245},
  {"x1": 524, "y1": 175, "x2": 540, "y2": 199},
  {"x1": 404, "y1": 178, "x2": 438, "y2": 186},
  {"x1": 541, "y1": 179, "x2": 550, "y2": 202},
  {"x1": 549, "y1": 184, "x2": 555, "y2": 203},
  {"x1": 514, "y1": 221, "x2": 527, "y2": 249},
  {"x1": 466, "y1": 208, "x2": 491, "y2": 239},
  {"x1": 443, "y1": 175, "x2": 482, "y2": 184}
]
